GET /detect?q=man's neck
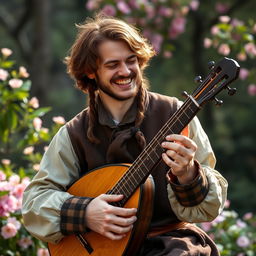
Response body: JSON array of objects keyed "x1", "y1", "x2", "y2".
[{"x1": 99, "y1": 91, "x2": 135, "y2": 123}]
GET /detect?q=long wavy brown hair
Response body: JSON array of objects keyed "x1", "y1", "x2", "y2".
[{"x1": 65, "y1": 14, "x2": 156, "y2": 143}]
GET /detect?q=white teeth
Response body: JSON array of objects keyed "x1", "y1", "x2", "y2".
[{"x1": 115, "y1": 78, "x2": 131, "y2": 85}]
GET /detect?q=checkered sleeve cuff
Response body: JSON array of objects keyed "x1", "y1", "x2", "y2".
[
  {"x1": 60, "y1": 196, "x2": 93, "y2": 235},
  {"x1": 167, "y1": 160, "x2": 209, "y2": 207}
]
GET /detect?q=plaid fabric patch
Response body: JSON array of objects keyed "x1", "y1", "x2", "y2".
[
  {"x1": 60, "y1": 196, "x2": 93, "y2": 235},
  {"x1": 167, "y1": 160, "x2": 209, "y2": 207}
]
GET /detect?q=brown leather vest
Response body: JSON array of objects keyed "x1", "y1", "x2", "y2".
[{"x1": 66, "y1": 91, "x2": 180, "y2": 227}]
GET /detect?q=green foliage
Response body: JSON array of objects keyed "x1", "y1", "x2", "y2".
[{"x1": 0, "y1": 49, "x2": 65, "y2": 255}]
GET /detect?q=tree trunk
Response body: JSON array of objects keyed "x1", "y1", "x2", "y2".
[{"x1": 29, "y1": 0, "x2": 51, "y2": 104}]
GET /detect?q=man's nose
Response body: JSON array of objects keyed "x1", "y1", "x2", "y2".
[{"x1": 118, "y1": 63, "x2": 131, "y2": 76}]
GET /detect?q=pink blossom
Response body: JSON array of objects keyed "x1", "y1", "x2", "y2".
[
  {"x1": 237, "y1": 52, "x2": 247, "y2": 61},
  {"x1": 19, "y1": 66, "x2": 29, "y2": 78},
  {"x1": 0, "y1": 68, "x2": 9, "y2": 81},
  {"x1": 158, "y1": 6, "x2": 173, "y2": 17},
  {"x1": 243, "y1": 212, "x2": 253, "y2": 220},
  {"x1": 9, "y1": 78, "x2": 23, "y2": 89},
  {"x1": 211, "y1": 25, "x2": 220, "y2": 35},
  {"x1": 181, "y1": 6, "x2": 189, "y2": 15},
  {"x1": 33, "y1": 117, "x2": 42, "y2": 131},
  {"x1": 1, "y1": 48, "x2": 12, "y2": 57},
  {"x1": 5, "y1": 194, "x2": 19, "y2": 213},
  {"x1": 169, "y1": 17, "x2": 186, "y2": 39},
  {"x1": 1, "y1": 222, "x2": 17, "y2": 239},
  {"x1": 0, "y1": 196, "x2": 9, "y2": 217},
  {"x1": 7, "y1": 217, "x2": 21, "y2": 230},
  {"x1": 200, "y1": 222, "x2": 212, "y2": 232},
  {"x1": 0, "y1": 181, "x2": 11, "y2": 192},
  {"x1": 18, "y1": 237, "x2": 33, "y2": 249},
  {"x1": 85, "y1": 0, "x2": 99, "y2": 10},
  {"x1": 224, "y1": 199, "x2": 230, "y2": 208},
  {"x1": 33, "y1": 163, "x2": 40, "y2": 171},
  {"x1": 0, "y1": 170, "x2": 6, "y2": 181},
  {"x1": 117, "y1": 1, "x2": 131, "y2": 14},
  {"x1": 218, "y1": 43, "x2": 230, "y2": 56},
  {"x1": 236, "y1": 235, "x2": 250, "y2": 248},
  {"x1": 236, "y1": 219, "x2": 247, "y2": 228},
  {"x1": 102, "y1": 5, "x2": 116, "y2": 16},
  {"x1": 189, "y1": 0, "x2": 200, "y2": 11},
  {"x1": 239, "y1": 68, "x2": 249, "y2": 80},
  {"x1": 37, "y1": 248, "x2": 50, "y2": 256},
  {"x1": 219, "y1": 15, "x2": 230, "y2": 23},
  {"x1": 204, "y1": 38, "x2": 212, "y2": 48},
  {"x1": 23, "y1": 146, "x2": 34, "y2": 155},
  {"x1": 145, "y1": 6, "x2": 156, "y2": 20},
  {"x1": 248, "y1": 84, "x2": 256, "y2": 96},
  {"x1": 21, "y1": 177, "x2": 30, "y2": 190},
  {"x1": 244, "y1": 42, "x2": 256, "y2": 56},
  {"x1": 212, "y1": 214, "x2": 225, "y2": 224},
  {"x1": 52, "y1": 116, "x2": 66, "y2": 125},
  {"x1": 150, "y1": 33, "x2": 163, "y2": 53},
  {"x1": 163, "y1": 51, "x2": 172, "y2": 59},
  {"x1": 9, "y1": 174, "x2": 20, "y2": 185},
  {"x1": 231, "y1": 18, "x2": 244, "y2": 27},
  {"x1": 12, "y1": 183, "x2": 26, "y2": 198},
  {"x1": 215, "y1": 3, "x2": 229, "y2": 13},
  {"x1": 1, "y1": 159, "x2": 10, "y2": 165},
  {"x1": 128, "y1": 0, "x2": 139, "y2": 9},
  {"x1": 29, "y1": 96, "x2": 39, "y2": 108}
]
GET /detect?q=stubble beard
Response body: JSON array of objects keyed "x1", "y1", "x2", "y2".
[{"x1": 95, "y1": 72, "x2": 143, "y2": 102}]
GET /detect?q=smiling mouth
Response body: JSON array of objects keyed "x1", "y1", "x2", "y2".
[{"x1": 114, "y1": 78, "x2": 132, "y2": 85}]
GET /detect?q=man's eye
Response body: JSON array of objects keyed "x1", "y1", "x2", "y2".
[
  {"x1": 107, "y1": 64, "x2": 117, "y2": 69},
  {"x1": 127, "y1": 58, "x2": 137, "y2": 64}
]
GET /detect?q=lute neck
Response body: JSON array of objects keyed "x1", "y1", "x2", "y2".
[{"x1": 109, "y1": 95, "x2": 200, "y2": 207}]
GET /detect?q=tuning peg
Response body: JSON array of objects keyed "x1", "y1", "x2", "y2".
[
  {"x1": 182, "y1": 91, "x2": 189, "y2": 98},
  {"x1": 194, "y1": 76, "x2": 202, "y2": 83},
  {"x1": 214, "y1": 97, "x2": 223, "y2": 106},
  {"x1": 227, "y1": 86, "x2": 237, "y2": 96},
  {"x1": 208, "y1": 61, "x2": 215, "y2": 70}
]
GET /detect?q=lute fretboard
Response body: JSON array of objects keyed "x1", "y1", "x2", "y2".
[{"x1": 109, "y1": 95, "x2": 200, "y2": 207}]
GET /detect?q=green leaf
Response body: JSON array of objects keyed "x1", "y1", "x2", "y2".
[
  {"x1": 20, "y1": 80, "x2": 32, "y2": 91},
  {"x1": 6, "y1": 106, "x2": 18, "y2": 130},
  {"x1": 12, "y1": 90, "x2": 29, "y2": 101},
  {"x1": 242, "y1": 33, "x2": 254, "y2": 42},
  {"x1": 31, "y1": 107, "x2": 51, "y2": 118},
  {"x1": 1, "y1": 60, "x2": 15, "y2": 68},
  {"x1": 0, "y1": 190, "x2": 9, "y2": 197}
]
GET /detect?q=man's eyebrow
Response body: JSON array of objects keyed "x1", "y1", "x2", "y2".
[{"x1": 103, "y1": 54, "x2": 137, "y2": 65}]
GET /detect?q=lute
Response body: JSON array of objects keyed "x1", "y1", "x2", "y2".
[{"x1": 48, "y1": 57, "x2": 240, "y2": 256}]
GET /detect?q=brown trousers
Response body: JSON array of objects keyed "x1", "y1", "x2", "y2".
[{"x1": 136, "y1": 224, "x2": 219, "y2": 256}]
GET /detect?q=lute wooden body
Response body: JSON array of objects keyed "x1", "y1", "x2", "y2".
[
  {"x1": 48, "y1": 57, "x2": 240, "y2": 256},
  {"x1": 48, "y1": 164, "x2": 154, "y2": 256}
]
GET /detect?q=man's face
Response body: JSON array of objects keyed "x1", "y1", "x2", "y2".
[{"x1": 90, "y1": 40, "x2": 142, "y2": 101}]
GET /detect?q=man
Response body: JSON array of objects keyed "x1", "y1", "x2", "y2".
[{"x1": 22, "y1": 14, "x2": 227, "y2": 255}]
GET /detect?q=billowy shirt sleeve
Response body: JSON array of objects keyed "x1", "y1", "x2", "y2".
[
  {"x1": 167, "y1": 116, "x2": 228, "y2": 222},
  {"x1": 22, "y1": 125, "x2": 80, "y2": 243}
]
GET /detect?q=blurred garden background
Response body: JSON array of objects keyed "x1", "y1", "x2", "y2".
[{"x1": 0, "y1": 0, "x2": 255, "y2": 255}]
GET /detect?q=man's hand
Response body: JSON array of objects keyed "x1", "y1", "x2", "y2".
[
  {"x1": 161, "y1": 134, "x2": 198, "y2": 184},
  {"x1": 85, "y1": 194, "x2": 137, "y2": 240}
]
